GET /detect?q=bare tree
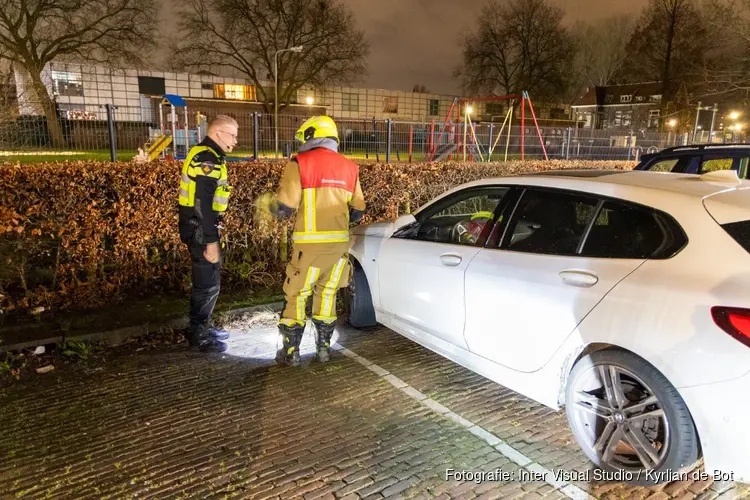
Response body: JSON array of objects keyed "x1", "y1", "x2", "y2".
[
  {"x1": 572, "y1": 14, "x2": 636, "y2": 89},
  {"x1": 0, "y1": 60, "x2": 18, "y2": 121},
  {"x1": 618, "y1": 0, "x2": 707, "y2": 101},
  {"x1": 454, "y1": 0, "x2": 576, "y2": 101},
  {"x1": 171, "y1": 0, "x2": 369, "y2": 112},
  {"x1": 698, "y1": 0, "x2": 750, "y2": 96},
  {"x1": 0, "y1": 0, "x2": 158, "y2": 147}
]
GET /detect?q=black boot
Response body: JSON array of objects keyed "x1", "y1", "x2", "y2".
[
  {"x1": 208, "y1": 326, "x2": 230, "y2": 341},
  {"x1": 188, "y1": 324, "x2": 228, "y2": 353},
  {"x1": 312, "y1": 318, "x2": 335, "y2": 363},
  {"x1": 275, "y1": 324, "x2": 304, "y2": 366}
]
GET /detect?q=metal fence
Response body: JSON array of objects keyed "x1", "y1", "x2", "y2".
[{"x1": 0, "y1": 105, "x2": 737, "y2": 163}]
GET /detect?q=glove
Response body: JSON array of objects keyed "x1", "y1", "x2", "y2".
[
  {"x1": 255, "y1": 192, "x2": 279, "y2": 236},
  {"x1": 349, "y1": 208, "x2": 364, "y2": 224}
]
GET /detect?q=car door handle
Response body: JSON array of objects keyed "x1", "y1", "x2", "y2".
[
  {"x1": 440, "y1": 253, "x2": 462, "y2": 266},
  {"x1": 558, "y1": 270, "x2": 598, "y2": 287}
]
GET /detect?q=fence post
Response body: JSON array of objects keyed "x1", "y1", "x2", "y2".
[
  {"x1": 386, "y1": 119, "x2": 392, "y2": 164},
  {"x1": 487, "y1": 123, "x2": 494, "y2": 162},
  {"x1": 408, "y1": 125, "x2": 413, "y2": 163},
  {"x1": 252, "y1": 112, "x2": 259, "y2": 160},
  {"x1": 627, "y1": 132, "x2": 634, "y2": 161},
  {"x1": 104, "y1": 104, "x2": 117, "y2": 162},
  {"x1": 565, "y1": 128, "x2": 572, "y2": 160}
]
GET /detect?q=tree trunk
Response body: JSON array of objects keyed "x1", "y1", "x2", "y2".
[{"x1": 29, "y1": 74, "x2": 65, "y2": 148}]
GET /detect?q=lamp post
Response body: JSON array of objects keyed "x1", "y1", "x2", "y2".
[{"x1": 274, "y1": 45, "x2": 304, "y2": 159}]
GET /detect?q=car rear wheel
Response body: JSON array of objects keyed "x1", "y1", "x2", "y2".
[
  {"x1": 341, "y1": 260, "x2": 377, "y2": 329},
  {"x1": 565, "y1": 349, "x2": 700, "y2": 485}
]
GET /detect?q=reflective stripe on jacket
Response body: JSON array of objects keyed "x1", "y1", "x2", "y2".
[
  {"x1": 277, "y1": 148, "x2": 366, "y2": 245},
  {"x1": 178, "y1": 145, "x2": 232, "y2": 212}
]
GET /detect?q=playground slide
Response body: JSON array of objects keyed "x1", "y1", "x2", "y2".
[{"x1": 146, "y1": 135, "x2": 172, "y2": 161}]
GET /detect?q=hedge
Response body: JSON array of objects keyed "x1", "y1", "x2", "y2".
[{"x1": 0, "y1": 159, "x2": 636, "y2": 317}]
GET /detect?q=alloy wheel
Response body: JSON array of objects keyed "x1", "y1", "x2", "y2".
[{"x1": 570, "y1": 363, "x2": 670, "y2": 472}]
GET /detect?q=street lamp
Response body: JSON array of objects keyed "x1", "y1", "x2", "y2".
[
  {"x1": 274, "y1": 45, "x2": 304, "y2": 158},
  {"x1": 306, "y1": 96, "x2": 314, "y2": 105}
]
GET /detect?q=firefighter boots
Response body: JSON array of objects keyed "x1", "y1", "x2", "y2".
[
  {"x1": 275, "y1": 323, "x2": 304, "y2": 366},
  {"x1": 312, "y1": 318, "x2": 336, "y2": 363}
]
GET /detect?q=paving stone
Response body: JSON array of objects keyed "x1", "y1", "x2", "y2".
[{"x1": 1, "y1": 323, "x2": 746, "y2": 500}]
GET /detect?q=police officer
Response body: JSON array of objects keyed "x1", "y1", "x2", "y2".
[
  {"x1": 262, "y1": 116, "x2": 366, "y2": 366},
  {"x1": 177, "y1": 114, "x2": 238, "y2": 353}
]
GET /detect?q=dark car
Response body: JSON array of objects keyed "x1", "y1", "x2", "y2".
[{"x1": 634, "y1": 144, "x2": 750, "y2": 178}]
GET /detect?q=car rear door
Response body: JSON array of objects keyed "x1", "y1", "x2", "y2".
[{"x1": 463, "y1": 188, "x2": 669, "y2": 373}]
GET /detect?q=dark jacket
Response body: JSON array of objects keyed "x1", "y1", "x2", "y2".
[{"x1": 178, "y1": 136, "x2": 226, "y2": 245}]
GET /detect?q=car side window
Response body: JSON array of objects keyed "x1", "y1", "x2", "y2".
[
  {"x1": 700, "y1": 156, "x2": 750, "y2": 177},
  {"x1": 580, "y1": 201, "x2": 665, "y2": 259},
  {"x1": 501, "y1": 189, "x2": 598, "y2": 256},
  {"x1": 398, "y1": 188, "x2": 510, "y2": 246},
  {"x1": 648, "y1": 158, "x2": 681, "y2": 172}
]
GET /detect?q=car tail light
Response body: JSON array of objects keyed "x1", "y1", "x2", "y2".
[{"x1": 711, "y1": 306, "x2": 750, "y2": 348}]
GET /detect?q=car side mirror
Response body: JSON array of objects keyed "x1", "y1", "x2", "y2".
[{"x1": 393, "y1": 213, "x2": 417, "y2": 232}]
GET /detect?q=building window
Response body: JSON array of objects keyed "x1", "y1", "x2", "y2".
[
  {"x1": 51, "y1": 71, "x2": 84, "y2": 97},
  {"x1": 429, "y1": 99, "x2": 440, "y2": 116},
  {"x1": 649, "y1": 109, "x2": 660, "y2": 128},
  {"x1": 59, "y1": 103, "x2": 97, "y2": 120},
  {"x1": 383, "y1": 96, "x2": 398, "y2": 113},
  {"x1": 138, "y1": 76, "x2": 165, "y2": 96},
  {"x1": 342, "y1": 92, "x2": 359, "y2": 112},
  {"x1": 214, "y1": 83, "x2": 256, "y2": 101},
  {"x1": 650, "y1": 94, "x2": 662, "y2": 102},
  {"x1": 635, "y1": 96, "x2": 644, "y2": 102},
  {"x1": 614, "y1": 110, "x2": 632, "y2": 127},
  {"x1": 201, "y1": 82, "x2": 213, "y2": 90},
  {"x1": 604, "y1": 95, "x2": 614, "y2": 104},
  {"x1": 620, "y1": 95, "x2": 632, "y2": 103}
]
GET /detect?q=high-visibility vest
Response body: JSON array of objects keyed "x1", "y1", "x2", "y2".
[
  {"x1": 178, "y1": 145, "x2": 231, "y2": 212},
  {"x1": 292, "y1": 148, "x2": 360, "y2": 244}
]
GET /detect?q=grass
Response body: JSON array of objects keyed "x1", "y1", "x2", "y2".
[
  {"x1": 0, "y1": 147, "x2": 531, "y2": 164},
  {"x1": 0, "y1": 150, "x2": 139, "y2": 164}
]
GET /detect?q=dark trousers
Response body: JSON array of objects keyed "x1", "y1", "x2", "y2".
[{"x1": 188, "y1": 243, "x2": 221, "y2": 330}]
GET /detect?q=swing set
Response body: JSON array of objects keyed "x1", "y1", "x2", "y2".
[{"x1": 427, "y1": 91, "x2": 549, "y2": 162}]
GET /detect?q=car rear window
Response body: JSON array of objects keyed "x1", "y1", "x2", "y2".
[{"x1": 720, "y1": 220, "x2": 750, "y2": 253}]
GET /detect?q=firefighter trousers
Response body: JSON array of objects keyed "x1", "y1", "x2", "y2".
[{"x1": 280, "y1": 245, "x2": 351, "y2": 327}]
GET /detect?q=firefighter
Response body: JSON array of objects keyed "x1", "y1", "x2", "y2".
[
  {"x1": 177, "y1": 114, "x2": 238, "y2": 353},
  {"x1": 261, "y1": 115, "x2": 366, "y2": 366}
]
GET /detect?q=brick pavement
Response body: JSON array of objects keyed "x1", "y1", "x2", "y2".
[{"x1": 0, "y1": 322, "x2": 747, "y2": 500}]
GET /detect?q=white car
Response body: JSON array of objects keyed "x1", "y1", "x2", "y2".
[{"x1": 343, "y1": 168, "x2": 750, "y2": 485}]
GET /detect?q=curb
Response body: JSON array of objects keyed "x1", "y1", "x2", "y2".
[{"x1": 1, "y1": 301, "x2": 285, "y2": 353}]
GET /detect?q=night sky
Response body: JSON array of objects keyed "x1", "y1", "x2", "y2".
[
  {"x1": 162, "y1": 0, "x2": 649, "y2": 95},
  {"x1": 346, "y1": 0, "x2": 648, "y2": 94}
]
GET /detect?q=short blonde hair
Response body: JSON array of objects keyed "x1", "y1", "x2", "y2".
[{"x1": 208, "y1": 114, "x2": 238, "y2": 132}]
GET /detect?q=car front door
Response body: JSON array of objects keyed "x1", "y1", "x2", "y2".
[
  {"x1": 377, "y1": 186, "x2": 512, "y2": 348},
  {"x1": 463, "y1": 188, "x2": 664, "y2": 373}
]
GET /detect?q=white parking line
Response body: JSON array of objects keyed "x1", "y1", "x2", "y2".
[{"x1": 334, "y1": 344, "x2": 595, "y2": 500}]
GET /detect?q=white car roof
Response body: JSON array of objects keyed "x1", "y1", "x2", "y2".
[
  {"x1": 417, "y1": 169, "x2": 750, "y2": 223},
  {"x1": 449, "y1": 169, "x2": 750, "y2": 200}
]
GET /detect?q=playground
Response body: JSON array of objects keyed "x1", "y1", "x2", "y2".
[{"x1": 0, "y1": 91, "x2": 670, "y2": 164}]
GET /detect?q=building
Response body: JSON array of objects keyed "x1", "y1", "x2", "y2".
[
  {"x1": 3, "y1": 61, "x2": 576, "y2": 153},
  {"x1": 571, "y1": 82, "x2": 664, "y2": 130},
  {"x1": 11, "y1": 61, "x2": 572, "y2": 124}
]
